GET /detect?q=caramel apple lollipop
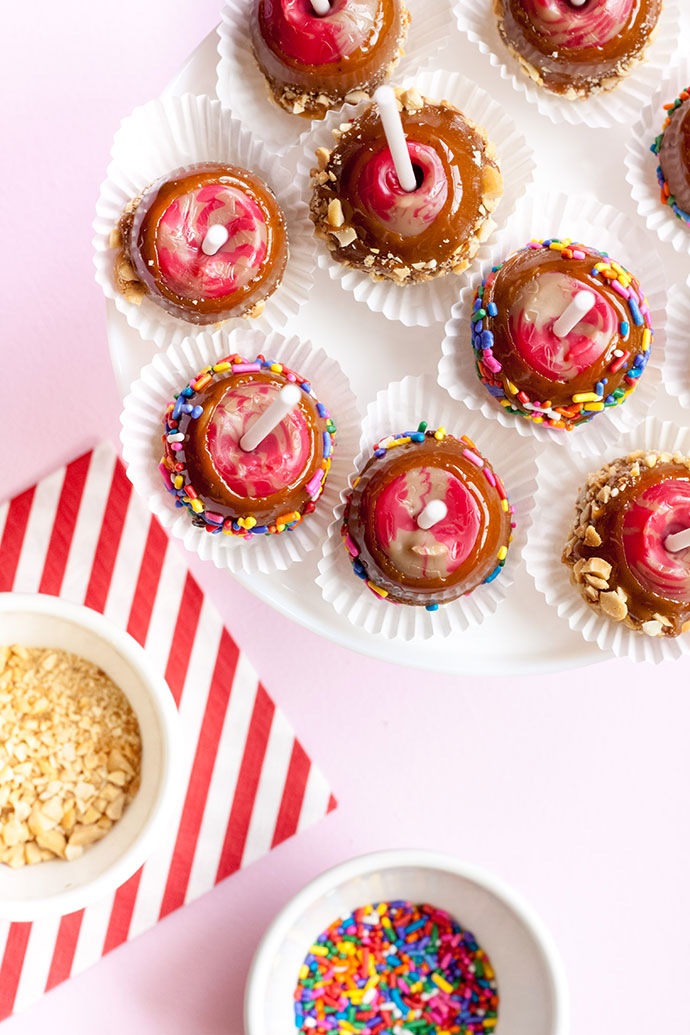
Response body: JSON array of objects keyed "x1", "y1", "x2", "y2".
[
  {"x1": 472, "y1": 238, "x2": 653, "y2": 432},
  {"x1": 159, "y1": 354, "x2": 336, "y2": 537},
  {"x1": 652, "y1": 87, "x2": 690, "y2": 227},
  {"x1": 342, "y1": 425, "x2": 514, "y2": 609},
  {"x1": 250, "y1": 0, "x2": 410, "y2": 120},
  {"x1": 310, "y1": 87, "x2": 503, "y2": 284},
  {"x1": 495, "y1": 0, "x2": 662, "y2": 98},
  {"x1": 563, "y1": 451, "x2": 690, "y2": 637},
  {"x1": 113, "y1": 162, "x2": 288, "y2": 324}
]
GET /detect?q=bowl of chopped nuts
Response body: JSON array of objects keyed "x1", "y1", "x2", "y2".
[{"x1": 0, "y1": 593, "x2": 181, "y2": 919}]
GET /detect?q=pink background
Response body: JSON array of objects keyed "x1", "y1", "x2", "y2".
[{"x1": 4, "y1": 3, "x2": 690, "y2": 1033}]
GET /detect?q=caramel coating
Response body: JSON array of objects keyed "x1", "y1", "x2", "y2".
[
  {"x1": 344, "y1": 433, "x2": 511, "y2": 607},
  {"x1": 658, "y1": 99, "x2": 690, "y2": 216},
  {"x1": 475, "y1": 241, "x2": 651, "y2": 431},
  {"x1": 251, "y1": 0, "x2": 409, "y2": 119},
  {"x1": 311, "y1": 91, "x2": 503, "y2": 283},
  {"x1": 495, "y1": 0, "x2": 662, "y2": 98},
  {"x1": 164, "y1": 370, "x2": 327, "y2": 528},
  {"x1": 563, "y1": 452, "x2": 690, "y2": 637},
  {"x1": 116, "y1": 163, "x2": 288, "y2": 325}
]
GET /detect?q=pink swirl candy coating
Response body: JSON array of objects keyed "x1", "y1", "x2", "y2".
[
  {"x1": 373, "y1": 467, "x2": 481, "y2": 580},
  {"x1": 517, "y1": 0, "x2": 635, "y2": 50},
  {"x1": 156, "y1": 185, "x2": 268, "y2": 301},
  {"x1": 359, "y1": 142, "x2": 450, "y2": 237},
  {"x1": 509, "y1": 271, "x2": 616, "y2": 381},
  {"x1": 261, "y1": 0, "x2": 378, "y2": 65},
  {"x1": 623, "y1": 480, "x2": 690, "y2": 603},
  {"x1": 206, "y1": 383, "x2": 311, "y2": 498}
]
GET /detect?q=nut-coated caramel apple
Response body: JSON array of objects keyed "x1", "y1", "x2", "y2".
[
  {"x1": 564, "y1": 452, "x2": 690, "y2": 637},
  {"x1": 310, "y1": 88, "x2": 503, "y2": 284},
  {"x1": 495, "y1": 0, "x2": 662, "y2": 98},
  {"x1": 114, "y1": 163, "x2": 288, "y2": 324},
  {"x1": 251, "y1": 0, "x2": 410, "y2": 119}
]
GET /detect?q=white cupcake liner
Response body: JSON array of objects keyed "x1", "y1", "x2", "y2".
[
  {"x1": 624, "y1": 59, "x2": 690, "y2": 257},
  {"x1": 524, "y1": 416, "x2": 690, "y2": 663},
  {"x1": 455, "y1": 0, "x2": 681, "y2": 129},
  {"x1": 216, "y1": 0, "x2": 454, "y2": 156},
  {"x1": 120, "y1": 328, "x2": 360, "y2": 575},
  {"x1": 662, "y1": 280, "x2": 690, "y2": 410},
  {"x1": 93, "y1": 93, "x2": 316, "y2": 352},
  {"x1": 296, "y1": 68, "x2": 535, "y2": 327},
  {"x1": 316, "y1": 374, "x2": 538, "y2": 641},
  {"x1": 438, "y1": 190, "x2": 666, "y2": 457}
]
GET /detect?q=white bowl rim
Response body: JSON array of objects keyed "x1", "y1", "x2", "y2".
[
  {"x1": 0, "y1": 592, "x2": 182, "y2": 921},
  {"x1": 244, "y1": 847, "x2": 570, "y2": 1035}
]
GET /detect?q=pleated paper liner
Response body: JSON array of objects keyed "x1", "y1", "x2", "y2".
[
  {"x1": 662, "y1": 281, "x2": 690, "y2": 410},
  {"x1": 93, "y1": 93, "x2": 316, "y2": 352},
  {"x1": 524, "y1": 416, "x2": 690, "y2": 664},
  {"x1": 455, "y1": 0, "x2": 681, "y2": 129},
  {"x1": 625, "y1": 58, "x2": 690, "y2": 257},
  {"x1": 438, "y1": 190, "x2": 666, "y2": 457},
  {"x1": 316, "y1": 374, "x2": 538, "y2": 642},
  {"x1": 296, "y1": 68, "x2": 535, "y2": 328},
  {"x1": 120, "y1": 327, "x2": 360, "y2": 575},
  {"x1": 216, "y1": 0, "x2": 454, "y2": 156}
]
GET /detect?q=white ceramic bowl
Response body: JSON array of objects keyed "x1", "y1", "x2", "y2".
[
  {"x1": 0, "y1": 593, "x2": 181, "y2": 920},
  {"x1": 245, "y1": 849, "x2": 569, "y2": 1034}
]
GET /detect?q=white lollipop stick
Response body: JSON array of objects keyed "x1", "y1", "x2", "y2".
[
  {"x1": 664, "y1": 528, "x2": 690, "y2": 553},
  {"x1": 570, "y1": 0, "x2": 587, "y2": 6},
  {"x1": 374, "y1": 85, "x2": 417, "y2": 194},
  {"x1": 417, "y1": 500, "x2": 448, "y2": 530},
  {"x1": 309, "y1": 0, "x2": 331, "y2": 13},
  {"x1": 201, "y1": 224, "x2": 229, "y2": 256},
  {"x1": 553, "y1": 289, "x2": 596, "y2": 338},
  {"x1": 239, "y1": 384, "x2": 302, "y2": 452}
]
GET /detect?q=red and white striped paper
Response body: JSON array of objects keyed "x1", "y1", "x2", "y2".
[{"x1": 0, "y1": 442, "x2": 336, "y2": 1019}]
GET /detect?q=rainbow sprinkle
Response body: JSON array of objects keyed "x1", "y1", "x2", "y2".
[
  {"x1": 472, "y1": 239, "x2": 653, "y2": 430},
  {"x1": 293, "y1": 901, "x2": 499, "y2": 1033},
  {"x1": 341, "y1": 424, "x2": 515, "y2": 609},
  {"x1": 159, "y1": 354, "x2": 336, "y2": 538},
  {"x1": 651, "y1": 87, "x2": 690, "y2": 225}
]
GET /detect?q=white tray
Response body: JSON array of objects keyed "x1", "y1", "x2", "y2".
[{"x1": 106, "y1": 19, "x2": 690, "y2": 675}]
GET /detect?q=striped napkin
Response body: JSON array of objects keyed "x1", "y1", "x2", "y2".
[{"x1": 0, "y1": 442, "x2": 336, "y2": 1019}]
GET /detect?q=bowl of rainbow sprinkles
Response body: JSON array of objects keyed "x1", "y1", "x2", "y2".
[{"x1": 245, "y1": 849, "x2": 568, "y2": 1034}]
